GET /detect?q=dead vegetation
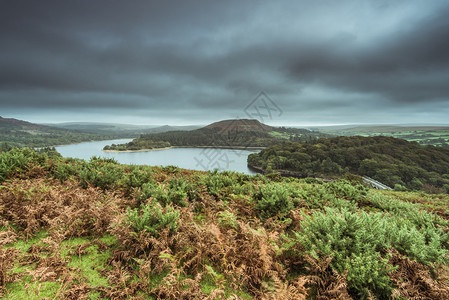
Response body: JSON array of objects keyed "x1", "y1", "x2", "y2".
[
  {"x1": 0, "y1": 178, "x2": 118, "y2": 239},
  {"x1": 389, "y1": 248, "x2": 449, "y2": 299}
]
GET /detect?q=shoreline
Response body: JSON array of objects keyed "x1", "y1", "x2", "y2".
[
  {"x1": 103, "y1": 146, "x2": 173, "y2": 153},
  {"x1": 35, "y1": 138, "x2": 135, "y2": 150},
  {"x1": 102, "y1": 145, "x2": 267, "y2": 153},
  {"x1": 247, "y1": 164, "x2": 265, "y2": 174}
]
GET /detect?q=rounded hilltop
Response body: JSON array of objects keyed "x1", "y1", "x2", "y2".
[{"x1": 204, "y1": 119, "x2": 274, "y2": 133}]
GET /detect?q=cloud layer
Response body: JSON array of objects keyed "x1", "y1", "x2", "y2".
[{"x1": 1, "y1": 0, "x2": 449, "y2": 125}]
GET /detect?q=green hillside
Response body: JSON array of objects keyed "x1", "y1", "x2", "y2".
[
  {"x1": 248, "y1": 136, "x2": 449, "y2": 193},
  {"x1": 0, "y1": 117, "x2": 116, "y2": 148},
  {"x1": 1, "y1": 148, "x2": 449, "y2": 298}
]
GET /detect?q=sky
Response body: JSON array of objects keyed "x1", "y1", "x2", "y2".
[{"x1": 1, "y1": 0, "x2": 449, "y2": 126}]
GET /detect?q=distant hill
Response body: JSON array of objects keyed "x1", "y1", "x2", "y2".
[
  {"x1": 147, "y1": 125, "x2": 202, "y2": 133},
  {"x1": 0, "y1": 116, "x2": 116, "y2": 148},
  {"x1": 44, "y1": 122, "x2": 201, "y2": 137},
  {"x1": 1, "y1": 116, "x2": 50, "y2": 130},
  {"x1": 204, "y1": 119, "x2": 273, "y2": 133},
  {"x1": 313, "y1": 125, "x2": 449, "y2": 147},
  {"x1": 104, "y1": 119, "x2": 331, "y2": 151},
  {"x1": 248, "y1": 135, "x2": 449, "y2": 193}
]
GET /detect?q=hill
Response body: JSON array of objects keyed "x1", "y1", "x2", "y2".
[
  {"x1": 204, "y1": 119, "x2": 274, "y2": 133},
  {"x1": 44, "y1": 122, "x2": 201, "y2": 137},
  {"x1": 0, "y1": 116, "x2": 116, "y2": 148},
  {"x1": 248, "y1": 135, "x2": 449, "y2": 193},
  {"x1": 1, "y1": 147, "x2": 449, "y2": 298},
  {"x1": 314, "y1": 125, "x2": 449, "y2": 147},
  {"x1": 104, "y1": 119, "x2": 330, "y2": 151}
]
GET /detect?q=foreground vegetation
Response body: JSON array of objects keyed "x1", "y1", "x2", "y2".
[
  {"x1": 1, "y1": 148, "x2": 449, "y2": 299},
  {"x1": 248, "y1": 136, "x2": 449, "y2": 194}
]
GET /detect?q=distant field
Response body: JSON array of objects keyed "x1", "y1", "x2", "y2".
[{"x1": 315, "y1": 126, "x2": 449, "y2": 147}]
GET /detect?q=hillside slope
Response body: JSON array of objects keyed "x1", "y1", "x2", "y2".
[
  {"x1": 0, "y1": 116, "x2": 116, "y2": 148},
  {"x1": 45, "y1": 122, "x2": 201, "y2": 137}
]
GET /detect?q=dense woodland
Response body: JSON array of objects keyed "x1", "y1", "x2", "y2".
[
  {"x1": 248, "y1": 136, "x2": 449, "y2": 193},
  {"x1": 104, "y1": 140, "x2": 171, "y2": 151},
  {"x1": 105, "y1": 119, "x2": 330, "y2": 151},
  {"x1": 1, "y1": 147, "x2": 449, "y2": 298}
]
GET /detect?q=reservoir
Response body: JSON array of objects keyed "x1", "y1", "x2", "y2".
[{"x1": 55, "y1": 139, "x2": 260, "y2": 175}]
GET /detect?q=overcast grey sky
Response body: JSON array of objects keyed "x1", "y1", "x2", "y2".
[{"x1": 1, "y1": 0, "x2": 449, "y2": 126}]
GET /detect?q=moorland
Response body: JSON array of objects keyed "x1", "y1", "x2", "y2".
[{"x1": 1, "y1": 147, "x2": 449, "y2": 299}]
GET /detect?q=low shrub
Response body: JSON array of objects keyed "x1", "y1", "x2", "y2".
[
  {"x1": 136, "y1": 178, "x2": 194, "y2": 207},
  {"x1": 295, "y1": 207, "x2": 449, "y2": 298},
  {"x1": 0, "y1": 148, "x2": 42, "y2": 181},
  {"x1": 126, "y1": 202, "x2": 180, "y2": 238},
  {"x1": 120, "y1": 165, "x2": 153, "y2": 189},
  {"x1": 253, "y1": 183, "x2": 296, "y2": 219},
  {"x1": 79, "y1": 157, "x2": 123, "y2": 190},
  {"x1": 325, "y1": 180, "x2": 368, "y2": 202}
]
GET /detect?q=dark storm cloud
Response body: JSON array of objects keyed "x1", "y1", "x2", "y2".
[
  {"x1": 287, "y1": 3, "x2": 449, "y2": 104},
  {"x1": 1, "y1": 0, "x2": 449, "y2": 124}
]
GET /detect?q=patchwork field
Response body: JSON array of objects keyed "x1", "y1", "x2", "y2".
[{"x1": 315, "y1": 126, "x2": 449, "y2": 147}]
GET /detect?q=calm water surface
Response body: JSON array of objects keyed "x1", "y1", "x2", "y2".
[{"x1": 55, "y1": 139, "x2": 260, "y2": 175}]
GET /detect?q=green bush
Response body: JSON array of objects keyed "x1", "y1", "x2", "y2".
[
  {"x1": 345, "y1": 252, "x2": 395, "y2": 299},
  {"x1": 325, "y1": 180, "x2": 368, "y2": 202},
  {"x1": 201, "y1": 172, "x2": 239, "y2": 197},
  {"x1": 295, "y1": 183, "x2": 334, "y2": 209},
  {"x1": 121, "y1": 165, "x2": 153, "y2": 188},
  {"x1": 254, "y1": 183, "x2": 296, "y2": 219},
  {"x1": 387, "y1": 222, "x2": 448, "y2": 265},
  {"x1": 137, "y1": 177, "x2": 194, "y2": 207},
  {"x1": 79, "y1": 157, "x2": 123, "y2": 189},
  {"x1": 394, "y1": 183, "x2": 407, "y2": 191},
  {"x1": 296, "y1": 208, "x2": 392, "y2": 297},
  {"x1": 137, "y1": 182, "x2": 167, "y2": 205},
  {"x1": 52, "y1": 158, "x2": 85, "y2": 182},
  {"x1": 126, "y1": 202, "x2": 180, "y2": 238},
  {"x1": 295, "y1": 207, "x2": 449, "y2": 298},
  {"x1": 167, "y1": 177, "x2": 196, "y2": 205},
  {"x1": 0, "y1": 148, "x2": 44, "y2": 181}
]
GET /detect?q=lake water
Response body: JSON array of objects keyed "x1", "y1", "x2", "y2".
[{"x1": 55, "y1": 139, "x2": 260, "y2": 175}]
